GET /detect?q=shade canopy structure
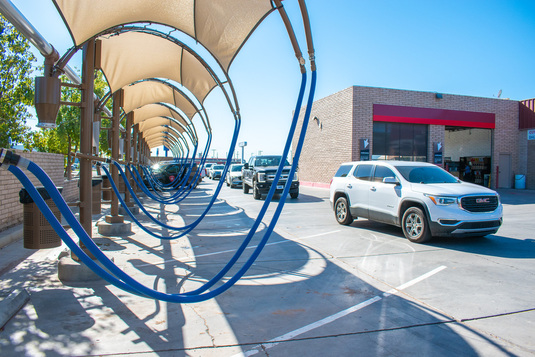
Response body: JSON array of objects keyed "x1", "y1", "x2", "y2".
[
  {"x1": 131, "y1": 103, "x2": 198, "y2": 145},
  {"x1": 97, "y1": 31, "x2": 218, "y2": 103},
  {"x1": 138, "y1": 117, "x2": 190, "y2": 140},
  {"x1": 122, "y1": 80, "x2": 200, "y2": 120},
  {"x1": 52, "y1": 0, "x2": 275, "y2": 72},
  {"x1": 1, "y1": 0, "x2": 318, "y2": 303}
]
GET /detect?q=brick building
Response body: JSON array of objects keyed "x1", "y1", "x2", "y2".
[{"x1": 293, "y1": 86, "x2": 535, "y2": 190}]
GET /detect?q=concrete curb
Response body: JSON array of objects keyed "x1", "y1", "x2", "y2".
[
  {"x1": 0, "y1": 225, "x2": 23, "y2": 249},
  {"x1": 0, "y1": 288, "x2": 30, "y2": 329}
]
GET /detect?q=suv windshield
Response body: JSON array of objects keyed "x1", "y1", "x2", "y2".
[
  {"x1": 231, "y1": 165, "x2": 243, "y2": 172},
  {"x1": 395, "y1": 165, "x2": 458, "y2": 184},
  {"x1": 213, "y1": 165, "x2": 224, "y2": 170},
  {"x1": 254, "y1": 156, "x2": 290, "y2": 167}
]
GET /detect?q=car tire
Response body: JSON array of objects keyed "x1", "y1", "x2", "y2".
[
  {"x1": 290, "y1": 192, "x2": 299, "y2": 199},
  {"x1": 334, "y1": 196, "x2": 354, "y2": 225},
  {"x1": 243, "y1": 182, "x2": 250, "y2": 194},
  {"x1": 402, "y1": 207, "x2": 432, "y2": 243},
  {"x1": 253, "y1": 182, "x2": 261, "y2": 200}
]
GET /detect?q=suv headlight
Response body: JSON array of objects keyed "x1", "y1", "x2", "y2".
[
  {"x1": 257, "y1": 172, "x2": 266, "y2": 182},
  {"x1": 293, "y1": 172, "x2": 299, "y2": 182},
  {"x1": 425, "y1": 194, "x2": 457, "y2": 206}
]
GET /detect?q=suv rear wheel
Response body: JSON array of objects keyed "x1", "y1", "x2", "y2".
[
  {"x1": 402, "y1": 207, "x2": 431, "y2": 243},
  {"x1": 334, "y1": 196, "x2": 354, "y2": 225}
]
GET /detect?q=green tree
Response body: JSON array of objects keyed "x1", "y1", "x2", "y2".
[{"x1": 0, "y1": 15, "x2": 37, "y2": 149}]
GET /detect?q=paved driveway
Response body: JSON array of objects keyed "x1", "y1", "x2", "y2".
[{"x1": 0, "y1": 183, "x2": 533, "y2": 356}]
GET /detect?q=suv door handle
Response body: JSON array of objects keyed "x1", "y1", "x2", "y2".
[
  {"x1": 347, "y1": 184, "x2": 352, "y2": 189},
  {"x1": 370, "y1": 186, "x2": 376, "y2": 192}
]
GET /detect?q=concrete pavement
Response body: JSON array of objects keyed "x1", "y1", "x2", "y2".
[{"x1": 0, "y1": 184, "x2": 533, "y2": 356}]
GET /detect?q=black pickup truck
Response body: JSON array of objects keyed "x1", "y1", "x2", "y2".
[{"x1": 242, "y1": 155, "x2": 299, "y2": 199}]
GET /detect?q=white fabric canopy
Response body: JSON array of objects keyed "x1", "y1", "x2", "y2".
[
  {"x1": 53, "y1": 0, "x2": 274, "y2": 71},
  {"x1": 98, "y1": 31, "x2": 216, "y2": 103},
  {"x1": 132, "y1": 103, "x2": 190, "y2": 128},
  {"x1": 122, "y1": 80, "x2": 198, "y2": 118}
]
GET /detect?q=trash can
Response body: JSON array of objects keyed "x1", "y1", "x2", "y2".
[
  {"x1": 102, "y1": 175, "x2": 111, "y2": 201},
  {"x1": 92, "y1": 177, "x2": 103, "y2": 214},
  {"x1": 19, "y1": 187, "x2": 63, "y2": 249},
  {"x1": 515, "y1": 174, "x2": 526, "y2": 189}
]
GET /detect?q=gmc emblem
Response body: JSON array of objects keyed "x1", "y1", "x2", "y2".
[{"x1": 476, "y1": 198, "x2": 490, "y2": 204}]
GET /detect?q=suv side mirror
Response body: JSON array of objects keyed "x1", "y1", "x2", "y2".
[
  {"x1": 243, "y1": 163, "x2": 249, "y2": 169},
  {"x1": 383, "y1": 176, "x2": 399, "y2": 185}
]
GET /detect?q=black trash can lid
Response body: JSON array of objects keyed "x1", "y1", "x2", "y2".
[{"x1": 19, "y1": 187, "x2": 63, "y2": 204}]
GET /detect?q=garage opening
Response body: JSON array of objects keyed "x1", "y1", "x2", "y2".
[{"x1": 444, "y1": 127, "x2": 492, "y2": 186}]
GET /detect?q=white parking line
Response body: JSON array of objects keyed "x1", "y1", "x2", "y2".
[
  {"x1": 194, "y1": 230, "x2": 341, "y2": 258},
  {"x1": 235, "y1": 265, "x2": 447, "y2": 357},
  {"x1": 136, "y1": 230, "x2": 341, "y2": 266}
]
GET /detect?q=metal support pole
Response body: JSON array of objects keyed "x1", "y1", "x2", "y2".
[
  {"x1": 133, "y1": 123, "x2": 139, "y2": 191},
  {"x1": 75, "y1": 39, "x2": 95, "y2": 260},
  {"x1": 105, "y1": 90, "x2": 124, "y2": 224},
  {"x1": 124, "y1": 112, "x2": 134, "y2": 205}
]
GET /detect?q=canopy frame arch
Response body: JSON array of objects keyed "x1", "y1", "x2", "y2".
[
  {"x1": 146, "y1": 132, "x2": 183, "y2": 153},
  {"x1": 137, "y1": 116, "x2": 195, "y2": 145},
  {"x1": 55, "y1": 26, "x2": 241, "y2": 122},
  {"x1": 125, "y1": 78, "x2": 212, "y2": 134},
  {"x1": 98, "y1": 26, "x2": 241, "y2": 116},
  {"x1": 131, "y1": 103, "x2": 198, "y2": 146},
  {"x1": 140, "y1": 121, "x2": 195, "y2": 151},
  {"x1": 146, "y1": 133, "x2": 186, "y2": 158}
]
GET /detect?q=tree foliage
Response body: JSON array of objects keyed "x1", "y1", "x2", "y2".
[{"x1": 0, "y1": 15, "x2": 37, "y2": 149}]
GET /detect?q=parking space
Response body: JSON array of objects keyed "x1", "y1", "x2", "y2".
[{"x1": 0, "y1": 181, "x2": 533, "y2": 356}]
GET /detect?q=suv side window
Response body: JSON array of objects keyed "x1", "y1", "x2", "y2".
[
  {"x1": 353, "y1": 164, "x2": 373, "y2": 181},
  {"x1": 334, "y1": 165, "x2": 353, "y2": 178},
  {"x1": 248, "y1": 157, "x2": 255, "y2": 167},
  {"x1": 373, "y1": 166, "x2": 396, "y2": 183}
]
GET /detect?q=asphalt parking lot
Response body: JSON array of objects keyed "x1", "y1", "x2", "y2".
[{"x1": 0, "y1": 180, "x2": 534, "y2": 356}]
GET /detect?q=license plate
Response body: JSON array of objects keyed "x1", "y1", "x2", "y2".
[{"x1": 276, "y1": 185, "x2": 284, "y2": 190}]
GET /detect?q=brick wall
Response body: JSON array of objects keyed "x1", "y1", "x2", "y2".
[
  {"x1": 0, "y1": 150, "x2": 77, "y2": 232},
  {"x1": 293, "y1": 87, "x2": 353, "y2": 186},
  {"x1": 295, "y1": 85, "x2": 524, "y2": 189}
]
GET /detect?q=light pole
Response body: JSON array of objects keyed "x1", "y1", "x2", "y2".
[{"x1": 238, "y1": 141, "x2": 247, "y2": 164}]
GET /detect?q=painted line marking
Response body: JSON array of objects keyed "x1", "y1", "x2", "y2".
[
  {"x1": 194, "y1": 230, "x2": 341, "y2": 258},
  {"x1": 235, "y1": 265, "x2": 447, "y2": 357},
  {"x1": 136, "y1": 230, "x2": 341, "y2": 266}
]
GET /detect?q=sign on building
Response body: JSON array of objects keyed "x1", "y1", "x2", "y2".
[{"x1": 528, "y1": 129, "x2": 535, "y2": 140}]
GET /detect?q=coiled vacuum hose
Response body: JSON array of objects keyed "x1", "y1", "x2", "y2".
[{"x1": 0, "y1": 70, "x2": 315, "y2": 302}]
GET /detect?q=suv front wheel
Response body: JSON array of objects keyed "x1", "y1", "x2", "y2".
[
  {"x1": 253, "y1": 181, "x2": 261, "y2": 200},
  {"x1": 401, "y1": 207, "x2": 431, "y2": 243},
  {"x1": 334, "y1": 196, "x2": 354, "y2": 225}
]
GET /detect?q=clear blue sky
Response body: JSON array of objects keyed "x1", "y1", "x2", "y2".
[{"x1": 9, "y1": 0, "x2": 535, "y2": 160}]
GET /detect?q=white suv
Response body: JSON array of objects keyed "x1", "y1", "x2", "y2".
[{"x1": 329, "y1": 161, "x2": 503, "y2": 243}]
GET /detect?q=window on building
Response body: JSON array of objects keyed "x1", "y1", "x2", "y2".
[{"x1": 372, "y1": 122, "x2": 428, "y2": 162}]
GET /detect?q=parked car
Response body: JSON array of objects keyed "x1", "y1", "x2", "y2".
[
  {"x1": 203, "y1": 163, "x2": 214, "y2": 178},
  {"x1": 329, "y1": 161, "x2": 503, "y2": 243},
  {"x1": 242, "y1": 155, "x2": 299, "y2": 199},
  {"x1": 153, "y1": 162, "x2": 201, "y2": 188},
  {"x1": 226, "y1": 163, "x2": 244, "y2": 188},
  {"x1": 211, "y1": 164, "x2": 225, "y2": 180}
]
